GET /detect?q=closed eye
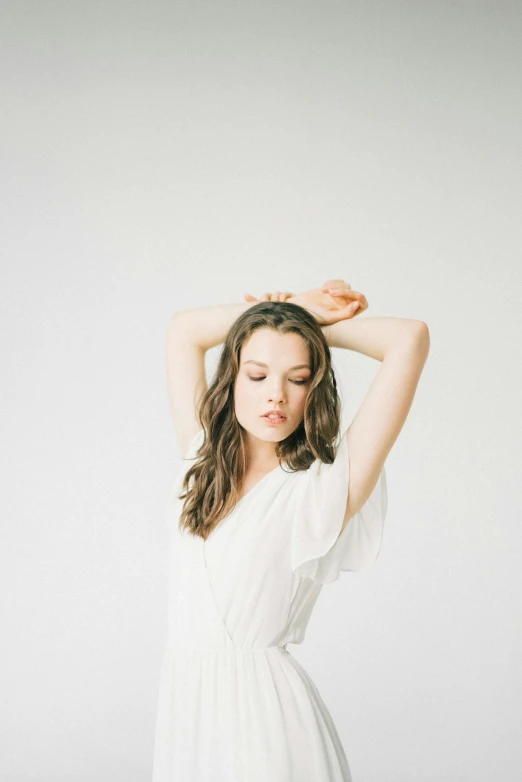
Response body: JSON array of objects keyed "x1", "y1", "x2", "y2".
[{"x1": 248, "y1": 376, "x2": 307, "y2": 385}]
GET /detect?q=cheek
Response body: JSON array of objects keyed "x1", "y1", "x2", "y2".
[
  {"x1": 297, "y1": 390, "x2": 308, "y2": 408},
  {"x1": 234, "y1": 378, "x2": 255, "y2": 410},
  {"x1": 294, "y1": 386, "x2": 310, "y2": 411}
]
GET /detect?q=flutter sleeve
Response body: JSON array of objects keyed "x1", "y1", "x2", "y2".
[
  {"x1": 290, "y1": 427, "x2": 388, "y2": 584},
  {"x1": 173, "y1": 429, "x2": 205, "y2": 494}
]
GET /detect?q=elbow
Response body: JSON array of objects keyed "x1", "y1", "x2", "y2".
[
  {"x1": 411, "y1": 320, "x2": 430, "y2": 356},
  {"x1": 167, "y1": 311, "x2": 183, "y2": 329},
  {"x1": 414, "y1": 319, "x2": 430, "y2": 337},
  {"x1": 397, "y1": 320, "x2": 430, "y2": 356}
]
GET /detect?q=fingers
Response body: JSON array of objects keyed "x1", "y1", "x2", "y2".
[
  {"x1": 321, "y1": 280, "x2": 351, "y2": 291},
  {"x1": 348, "y1": 298, "x2": 367, "y2": 313},
  {"x1": 253, "y1": 292, "x2": 282, "y2": 302},
  {"x1": 271, "y1": 291, "x2": 293, "y2": 301},
  {"x1": 333, "y1": 302, "x2": 360, "y2": 322},
  {"x1": 245, "y1": 291, "x2": 294, "y2": 302},
  {"x1": 327, "y1": 300, "x2": 363, "y2": 324},
  {"x1": 327, "y1": 287, "x2": 368, "y2": 309}
]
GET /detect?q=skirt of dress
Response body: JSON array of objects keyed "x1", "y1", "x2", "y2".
[{"x1": 152, "y1": 641, "x2": 353, "y2": 782}]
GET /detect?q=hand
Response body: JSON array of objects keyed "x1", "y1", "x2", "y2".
[
  {"x1": 244, "y1": 291, "x2": 295, "y2": 302},
  {"x1": 317, "y1": 279, "x2": 368, "y2": 321},
  {"x1": 243, "y1": 280, "x2": 366, "y2": 326}
]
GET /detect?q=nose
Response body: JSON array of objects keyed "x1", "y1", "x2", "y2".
[{"x1": 268, "y1": 388, "x2": 285, "y2": 404}]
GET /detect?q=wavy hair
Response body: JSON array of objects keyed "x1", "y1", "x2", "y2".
[{"x1": 178, "y1": 301, "x2": 342, "y2": 540}]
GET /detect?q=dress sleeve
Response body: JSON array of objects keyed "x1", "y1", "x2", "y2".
[
  {"x1": 171, "y1": 429, "x2": 205, "y2": 498},
  {"x1": 164, "y1": 429, "x2": 205, "y2": 531},
  {"x1": 290, "y1": 427, "x2": 388, "y2": 584}
]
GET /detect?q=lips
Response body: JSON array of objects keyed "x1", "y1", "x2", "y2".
[{"x1": 262, "y1": 413, "x2": 287, "y2": 420}]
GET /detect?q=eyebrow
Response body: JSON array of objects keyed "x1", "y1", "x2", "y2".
[{"x1": 243, "y1": 360, "x2": 311, "y2": 371}]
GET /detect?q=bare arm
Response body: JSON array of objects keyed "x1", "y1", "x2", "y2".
[
  {"x1": 168, "y1": 298, "x2": 422, "y2": 360},
  {"x1": 167, "y1": 294, "x2": 429, "y2": 472},
  {"x1": 337, "y1": 321, "x2": 430, "y2": 536},
  {"x1": 166, "y1": 302, "x2": 260, "y2": 455},
  {"x1": 168, "y1": 302, "x2": 258, "y2": 351},
  {"x1": 322, "y1": 315, "x2": 428, "y2": 361}
]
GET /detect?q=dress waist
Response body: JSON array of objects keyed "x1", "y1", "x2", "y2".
[{"x1": 164, "y1": 640, "x2": 291, "y2": 657}]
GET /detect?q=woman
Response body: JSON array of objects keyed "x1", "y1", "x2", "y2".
[{"x1": 152, "y1": 279, "x2": 430, "y2": 781}]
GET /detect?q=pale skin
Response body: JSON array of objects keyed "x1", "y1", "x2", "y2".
[
  {"x1": 166, "y1": 279, "x2": 430, "y2": 536},
  {"x1": 233, "y1": 328, "x2": 312, "y2": 484}
]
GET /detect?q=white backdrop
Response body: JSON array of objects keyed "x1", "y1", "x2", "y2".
[{"x1": 1, "y1": 1, "x2": 521, "y2": 780}]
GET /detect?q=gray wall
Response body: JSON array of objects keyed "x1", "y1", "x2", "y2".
[{"x1": 1, "y1": 1, "x2": 520, "y2": 780}]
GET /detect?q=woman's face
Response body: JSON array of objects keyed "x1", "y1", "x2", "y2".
[{"x1": 234, "y1": 328, "x2": 312, "y2": 445}]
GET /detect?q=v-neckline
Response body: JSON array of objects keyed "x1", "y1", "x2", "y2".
[
  {"x1": 235, "y1": 461, "x2": 286, "y2": 505},
  {"x1": 203, "y1": 461, "x2": 287, "y2": 547}
]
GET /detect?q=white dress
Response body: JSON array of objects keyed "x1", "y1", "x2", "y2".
[{"x1": 152, "y1": 426, "x2": 388, "y2": 782}]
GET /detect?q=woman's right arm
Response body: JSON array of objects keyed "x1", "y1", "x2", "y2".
[
  {"x1": 166, "y1": 302, "x2": 258, "y2": 455},
  {"x1": 168, "y1": 301, "x2": 257, "y2": 351}
]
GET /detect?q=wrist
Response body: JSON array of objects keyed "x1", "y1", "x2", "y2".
[
  {"x1": 320, "y1": 323, "x2": 331, "y2": 344},
  {"x1": 171, "y1": 301, "x2": 255, "y2": 351}
]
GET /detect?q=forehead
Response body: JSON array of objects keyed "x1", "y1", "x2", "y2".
[{"x1": 240, "y1": 329, "x2": 311, "y2": 369}]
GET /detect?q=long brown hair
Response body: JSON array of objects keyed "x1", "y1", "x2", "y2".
[{"x1": 178, "y1": 301, "x2": 342, "y2": 540}]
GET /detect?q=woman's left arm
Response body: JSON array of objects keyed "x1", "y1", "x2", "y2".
[
  {"x1": 333, "y1": 320, "x2": 430, "y2": 529},
  {"x1": 243, "y1": 282, "x2": 429, "y2": 517},
  {"x1": 322, "y1": 315, "x2": 429, "y2": 362}
]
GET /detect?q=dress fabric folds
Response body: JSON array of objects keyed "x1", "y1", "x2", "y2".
[{"x1": 152, "y1": 427, "x2": 388, "y2": 782}]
